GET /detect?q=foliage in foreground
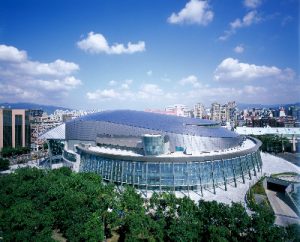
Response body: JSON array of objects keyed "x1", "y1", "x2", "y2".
[
  {"x1": 0, "y1": 158, "x2": 10, "y2": 171},
  {"x1": 252, "y1": 134, "x2": 290, "y2": 153},
  {"x1": 0, "y1": 167, "x2": 299, "y2": 242},
  {"x1": 1, "y1": 146, "x2": 30, "y2": 158}
]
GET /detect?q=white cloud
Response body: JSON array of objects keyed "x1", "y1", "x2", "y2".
[
  {"x1": 120, "y1": 79, "x2": 133, "y2": 89},
  {"x1": 219, "y1": 11, "x2": 261, "y2": 40},
  {"x1": 35, "y1": 77, "x2": 82, "y2": 91},
  {"x1": 86, "y1": 73, "x2": 299, "y2": 106},
  {"x1": 167, "y1": 0, "x2": 214, "y2": 26},
  {"x1": 77, "y1": 32, "x2": 145, "y2": 55},
  {"x1": 244, "y1": 0, "x2": 262, "y2": 9},
  {"x1": 121, "y1": 84, "x2": 130, "y2": 89},
  {"x1": 109, "y1": 80, "x2": 117, "y2": 86},
  {"x1": 147, "y1": 70, "x2": 152, "y2": 76},
  {"x1": 87, "y1": 89, "x2": 120, "y2": 100},
  {"x1": 0, "y1": 45, "x2": 27, "y2": 62},
  {"x1": 243, "y1": 85, "x2": 266, "y2": 94},
  {"x1": 214, "y1": 58, "x2": 295, "y2": 82},
  {"x1": 0, "y1": 44, "x2": 82, "y2": 103},
  {"x1": 86, "y1": 83, "x2": 165, "y2": 102},
  {"x1": 179, "y1": 75, "x2": 202, "y2": 88},
  {"x1": 138, "y1": 84, "x2": 163, "y2": 98},
  {"x1": 234, "y1": 45, "x2": 244, "y2": 53},
  {"x1": 124, "y1": 79, "x2": 133, "y2": 85},
  {"x1": 18, "y1": 59, "x2": 79, "y2": 76}
]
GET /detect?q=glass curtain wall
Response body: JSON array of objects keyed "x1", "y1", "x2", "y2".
[
  {"x1": 78, "y1": 150, "x2": 262, "y2": 191},
  {"x1": 3, "y1": 110, "x2": 12, "y2": 147},
  {"x1": 15, "y1": 115, "x2": 23, "y2": 147},
  {"x1": 25, "y1": 111, "x2": 31, "y2": 147}
]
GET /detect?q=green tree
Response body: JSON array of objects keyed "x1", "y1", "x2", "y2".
[
  {"x1": 83, "y1": 211, "x2": 104, "y2": 242},
  {"x1": 0, "y1": 167, "x2": 295, "y2": 242},
  {"x1": 0, "y1": 158, "x2": 9, "y2": 171}
]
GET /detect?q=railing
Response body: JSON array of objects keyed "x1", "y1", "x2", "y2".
[{"x1": 63, "y1": 150, "x2": 76, "y2": 162}]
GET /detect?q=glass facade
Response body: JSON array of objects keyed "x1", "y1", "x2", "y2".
[
  {"x1": 3, "y1": 110, "x2": 12, "y2": 147},
  {"x1": 63, "y1": 150, "x2": 76, "y2": 162},
  {"x1": 77, "y1": 150, "x2": 262, "y2": 192},
  {"x1": 25, "y1": 111, "x2": 31, "y2": 148},
  {"x1": 15, "y1": 115, "x2": 23, "y2": 147},
  {"x1": 143, "y1": 135, "x2": 164, "y2": 155},
  {"x1": 48, "y1": 140, "x2": 64, "y2": 156}
]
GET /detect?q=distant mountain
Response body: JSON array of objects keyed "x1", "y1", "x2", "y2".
[
  {"x1": 0, "y1": 102, "x2": 72, "y2": 114},
  {"x1": 237, "y1": 102, "x2": 300, "y2": 110}
]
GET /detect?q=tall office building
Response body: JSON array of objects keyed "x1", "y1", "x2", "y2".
[{"x1": 0, "y1": 109, "x2": 30, "y2": 149}]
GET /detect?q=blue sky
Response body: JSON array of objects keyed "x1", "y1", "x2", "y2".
[{"x1": 0, "y1": 0, "x2": 299, "y2": 110}]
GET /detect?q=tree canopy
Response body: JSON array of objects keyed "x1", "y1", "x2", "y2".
[
  {"x1": 0, "y1": 167, "x2": 298, "y2": 241},
  {"x1": 252, "y1": 134, "x2": 290, "y2": 153},
  {"x1": 0, "y1": 158, "x2": 9, "y2": 171},
  {"x1": 1, "y1": 146, "x2": 30, "y2": 158}
]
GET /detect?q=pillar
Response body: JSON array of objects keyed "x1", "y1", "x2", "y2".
[
  {"x1": 231, "y1": 159, "x2": 237, "y2": 187},
  {"x1": 239, "y1": 157, "x2": 245, "y2": 184},
  {"x1": 198, "y1": 163, "x2": 203, "y2": 196},
  {"x1": 222, "y1": 159, "x2": 227, "y2": 191},
  {"x1": 211, "y1": 161, "x2": 216, "y2": 194}
]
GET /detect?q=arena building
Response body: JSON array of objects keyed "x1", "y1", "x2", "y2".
[{"x1": 42, "y1": 110, "x2": 262, "y2": 194}]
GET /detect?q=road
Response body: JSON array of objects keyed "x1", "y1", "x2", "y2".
[
  {"x1": 276, "y1": 153, "x2": 300, "y2": 167},
  {"x1": 266, "y1": 189, "x2": 300, "y2": 226}
]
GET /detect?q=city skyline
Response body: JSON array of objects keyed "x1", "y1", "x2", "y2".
[{"x1": 0, "y1": 0, "x2": 299, "y2": 110}]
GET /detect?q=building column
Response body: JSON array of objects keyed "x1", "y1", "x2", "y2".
[
  {"x1": 110, "y1": 160, "x2": 114, "y2": 183},
  {"x1": 255, "y1": 152, "x2": 262, "y2": 172},
  {"x1": 239, "y1": 157, "x2": 245, "y2": 184},
  {"x1": 251, "y1": 153, "x2": 257, "y2": 176},
  {"x1": 172, "y1": 162, "x2": 175, "y2": 193},
  {"x1": 198, "y1": 163, "x2": 203, "y2": 196},
  {"x1": 245, "y1": 155, "x2": 252, "y2": 180},
  {"x1": 121, "y1": 161, "x2": 124, "y2": 187},
  {"x1": 46, "y1": 139, "x2": 52, "y2": 169},
  {"x1": 159, "y1": 162, "x2": 162, "y2": 192},
  {"x1": 133, "y1": 162, "x2": 136, "y2": 187},
  {"x1": 145, "y1": 163, "x2": 148, "y2": 197},
  {"x1": 292, "y1": 135, "x2": 296, "y2": 153},
  {"x1": 211, "y1": 161, "x2": 216, "y2": 194},
  {"x1": 186, "y1": 162, "x2": 190, "y2": 196},
  {"x1": 221, "y1": 159, "x2": 227, "y2": 191},
  {"x1": 231, "y1": 159, "x2": 237, "y2": 187},
  {"x1": 254, "y1": 152, "x2": 260, "y2": 172}
]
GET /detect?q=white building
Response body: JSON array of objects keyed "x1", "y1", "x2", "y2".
[{"x1": 194, "y1": 103, "x2": 205, "y2": 119}]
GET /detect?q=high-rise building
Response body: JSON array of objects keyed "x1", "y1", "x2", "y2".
[
  {"x1": 194, "y1": 103, "x2": 205, "y2": 119},
  {"x1": 227, "y1": 101, "x2": 238, "y2": 124},
  {"x1": 0, "y1": 109, "x2": 30, "y2": 149},
  {"x1": 211, "y1": 102, "x2": 221, "y2": 121},
  {"x1": 211, "y1": 102, "x2": 229, "y2": 122},
  {"x1": 211, "y1": 102, "x2": 236, "y2": 123}
]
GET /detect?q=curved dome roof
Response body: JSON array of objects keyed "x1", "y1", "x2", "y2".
[{"x1": 68, "y1": 110, "x2": 239, "y2": 138}]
